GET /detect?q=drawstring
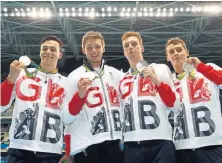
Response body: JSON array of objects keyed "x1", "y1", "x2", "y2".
[{"x1": 83, "y1": 150, "x2": 87, "y2": 156}]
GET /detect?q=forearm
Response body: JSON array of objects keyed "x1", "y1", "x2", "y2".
[
  {"x1": 69, "y1": 92, "x2": 85, "y2": 115},
  {"x1": 155, "y1": 82, "x2": 176, "y2": 107},
  {"x1": 0, "y1": 79, "x2": 14, "y2": 106},
  {"x1": 197, "y1": 62, "x2": 222, "y2": 85}
]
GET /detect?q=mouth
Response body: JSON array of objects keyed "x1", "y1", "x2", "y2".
[
  {"x1": 43, "y1": 54, "x2": 53, "y2": 58},
  {"x1": 90, "y1": 54, "x2": 98, "y2": 57},
  {"x1": 174, "y1": 58, "x2": 181, "y2": 61},
  {"x1": 128, "y1": 51, "x2": 134, "y2": 54}
]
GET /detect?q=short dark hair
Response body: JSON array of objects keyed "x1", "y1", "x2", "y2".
[{"x1": 40, "y1": 35, "x2": 63, "y2": 51}]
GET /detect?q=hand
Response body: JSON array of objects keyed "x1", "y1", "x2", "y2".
[
  {"x1": 77, "y1": 78, "x2": 92, "y2": 99},
  {"x1": 7, "y1": 60, "x2": 24, "y2": 84},
  {"x1": 142, "y1": 67, "x2": 161, "y2": 87},
  {"x1": 186, "y1": 57, "x2": 201, "y2": 69},
  {"x1": 58, "y1": 155, "x2": 73, "y2": 163}
]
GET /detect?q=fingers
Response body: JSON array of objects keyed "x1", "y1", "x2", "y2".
[
  {"x1": 143, "y1": 70, "x2": 152, "y2": 77},
  {"x1": 186, "y1": 57, "x2": 194, "y2": 64},
  {"x1": 78, "y1": 78, "x2": 92, "y2": 87},
  {"x1": 10, "y1": 60, "x2": 19, "y2": 67},
  {"x1": 142, "y1": 67, "x2": 153, "y2": 77},
  {"x1": 187, "y1": 57, "x2": 198, "y2": 63},
  {"x1": 10, "y1": 60, "x2": 24, "y2": 68}
]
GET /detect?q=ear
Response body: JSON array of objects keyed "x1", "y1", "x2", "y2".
[
  {"x1": 186, "y1": 50, "x2": 189, "y2": 57},
  {"x1": 166, "y1": 55, "x2": 170, "y2": 61},
  {"x1": 123, "y1": 51, "x2": 128, "y2": 59},
  {"x1": 58, "y1": 52, "x2": 62, "y2": 59},
  {"x1": 141, "y1": 46, "x2": 144, "y2": 53},
  {"x1": 82, "y1": 48, "x2": 86, "y2": 55}
]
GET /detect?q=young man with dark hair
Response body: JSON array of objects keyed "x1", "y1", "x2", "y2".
[
  {"x1": 59, "y1": 31, "x2": 124, "y2": 163},
  {"x1": 119, "y1": 31, "x2": 179, "y2": 163},
  {"x1": 165, "y1": 37, "x2": 222, "y2": 163},
  {"x1": 1, "y1": 35, "x2": 67, "y2": 163}
]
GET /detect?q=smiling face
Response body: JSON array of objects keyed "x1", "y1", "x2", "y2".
[
  {"x1": 166, "y1": 43, "x2": 189, "y2": 69},
  {"x1": 82, "y1": 38, "x2": 104, "y2": 64},
  {"x1": 40, "y1": 40, "x2": 62, "y2": 67},
  {"x1": 122, "y1": 36, "x2": 144, "y2": 62}
]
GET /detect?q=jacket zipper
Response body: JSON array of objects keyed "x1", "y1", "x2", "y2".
[{"x1": 96, "y1": 71, "x2": 114, "y2": 140}]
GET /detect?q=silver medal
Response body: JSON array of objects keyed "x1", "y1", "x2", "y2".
[
  {"x1": 182, "y1": 62, "x2": 194, "y2": 73},
  {"x1": 19, "y1": 55, "x2": 31, "y2": 66},
  {"x1": 136, "y1": 60, "x2": 149, "y2": 73},
  {"x1": 85, "y1": 72, "x2": 96, "y2": 81}
]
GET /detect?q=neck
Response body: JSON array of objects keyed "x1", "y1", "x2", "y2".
[
  {"x1": 173, "y1": 64, "x2": 184, "y2": 74},
  {"x1": 90, "y1": 60, "x2": 102, "y2": 68},
  {"x1": 40, "y1": 63, "x2": 57, "y2": 72},
  {"x1": 129, "y1": 57, "x2": 143, "y2": 70}
]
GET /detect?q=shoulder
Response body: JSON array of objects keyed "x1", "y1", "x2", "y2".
[
  {"x1": 150, "y1": 63, "x2": 171, "y2": 71},
  {"x1": 105, "y1": 65, "x2": 125, "y2": 77},
  {"x1": 205, "y1": 63, "x2": 221, "y2": 70},
  {"x1": 68, "y1": 66, "x2": 85, "y2": 79},
  {"x1": 57, "y1": 73, "x2": 67, "y2": 80}
]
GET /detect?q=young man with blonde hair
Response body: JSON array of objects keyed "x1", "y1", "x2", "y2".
[
  {"x1": 119, "y1": 31, "x2": 179, "y2": 163},
  {"x1": 165, "y1": 37, "x2": 222, "y2": 163},
  {"x1": 60, "y1": 31, "x2": 124, "y2": 163}
]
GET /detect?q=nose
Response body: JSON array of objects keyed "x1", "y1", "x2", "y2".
[
  {"x1": 46, "y1": 48, "x2": 51, "y2": 53},
  {"x1": 173, "y1": 51, "x2": 179, "y2": 57},
  {"x1": 128, "y1": 43, "x2": 133, "y2": 49},
  {"x1": 92, "y1": 47, "x2": 96, "y2": 52}
]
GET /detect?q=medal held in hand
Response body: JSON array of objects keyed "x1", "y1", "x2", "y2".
[
  {"x1": 182, "y1": 62, "x2": 195, "y2": 79},
  {"x1": 19, "y1": 55, "x2": 31, "y2": 66},
  {"x1": 182, "y1": 62, "x2": 194, "y2": 73},
  {"x1": 19, "y1": 55, "x2": 38, "y2": 78},
  {"x1": 84, "y1": 72, "x2": 96, "y2": 81},
  {"x1": 136, "y1": 60, "x2": 149, "y2": 73}
]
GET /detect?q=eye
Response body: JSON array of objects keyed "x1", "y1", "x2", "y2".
[
  {"x1": 86, "y1": 46, "x2": 93, "y2": 50},
  {"x1": 42, "y1": 47, "x2": 47, "y2": 51},
  {"x1": 176, "y1": 48, "x2": 183, "y2": 53},
  {"x1": 124, "y1": 43, "x2": 129, "y2": 48},
  {"x1": 131, "y1": 42, "x2": 138, "y2": 47},
  {"x1": 168, "y1": 49, "x2": 175, "y2": 55},
  {"x1": 95, "y1": 45, "x2": 102, "y2": 49},
  {"x1": 50, "y1": 48, "x2": 56, "y2": 52}
]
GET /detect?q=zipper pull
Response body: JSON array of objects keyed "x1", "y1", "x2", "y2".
[{"x1": 45, "y1": 74, "x2": 48, "y2": 84}]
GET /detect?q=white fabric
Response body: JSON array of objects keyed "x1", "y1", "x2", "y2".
[
  {"x1": 1, "y1": 68, "x2": 67, "y2": 154},
  {"x1": 172, "y1": 63, "x2": 222, "y2": 150},
  {"x1": 62, "y1": 65, "x2": 124, "y2": 156},
  {"x1": 119, "y1": 63, "x2": 180, "y2": 142}
]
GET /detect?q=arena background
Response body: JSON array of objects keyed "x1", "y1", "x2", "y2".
[{"x1": 1, "y1": 0, "x2": 222, "y2": 162}]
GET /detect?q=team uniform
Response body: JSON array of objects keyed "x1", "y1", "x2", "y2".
[
  {"x1": 61, "y1": 61, "x2": 124, "y2": 163},
  {"x1": 119, "y1": 63, "x2": 180, "y2": 163},
  {"x1": 172, "y1": 63, "x2": 222, "y2": 163},
  {"x1": 1, "y1": 68, "x2": 67, "y2": 163}
]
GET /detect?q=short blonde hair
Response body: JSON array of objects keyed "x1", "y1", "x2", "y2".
[
  {"x1": 82, "y1": 31, "x2": 105, "y2": 49},
  {"x1": 165, "y1": 37, "x2": 188, "y2": 54},
  {"x1": 122, "y1": 31, "x2": 143, "y2": 46}
]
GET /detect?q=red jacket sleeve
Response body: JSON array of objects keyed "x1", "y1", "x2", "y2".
[
  {"x1": 64, "y1": 135, "x2": 71, "y2": 156},
  {"x1": 68, "y1": 92, "x2": 85, "y2": 115},
  {"x1": 197, "y1": 62, "x2": 222, "y2": 85},
  {"x1": 0, "y1": 79, "x2": 14, "y2": 106},
  {"x1": 155, "y1": 82, "x2": 176, "y2": 108}
]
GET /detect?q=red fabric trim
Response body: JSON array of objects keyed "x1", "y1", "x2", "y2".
[
  {"x1": 155, "y1": 82, "x2": 176, "y2": 107},
  {"x1": 197, "y1": 62, "x2": 222, "y2": 85},
  {"x1": 68, "y1": 92, "x2": 85, "y2": 115},
  {"x1": 64, "y1": 135, "x2": 71, "y2": 156},
  {"x1": 0, "y1": 79, "x2": 14, "y2": 106}
]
